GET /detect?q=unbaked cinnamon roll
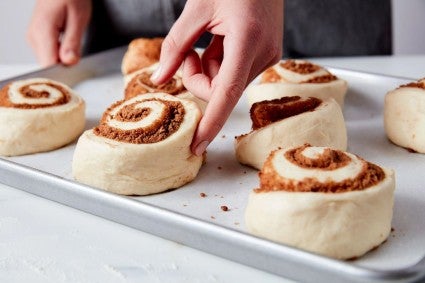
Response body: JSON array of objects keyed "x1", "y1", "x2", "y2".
[
  {"x1": 124, "y1": 64, "x2": 207, "y2": 113},
  {"x1": 235, "y1": 96, "x2": 347, "y2": 169},
  {"x1": 245, "y1": 59, "x2": 348, "y2": 108},
  {"x1": 0, "y1": 78, "x2": 85, "y2": 156},
  {"x1": 245, "y1": 144, "x2": 395, "y2": 260},
  {"x1": 384, "y1": 78, "x2": 425, "y2": 153},
  {"x1": 121, "y1": 37, "x2": 163, "y2": 75},
  {"x1": 72, "y1": 92, "x2": 203, "y2": 195}
]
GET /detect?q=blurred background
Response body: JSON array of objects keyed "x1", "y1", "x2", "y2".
[{"x1": 0, "y1": 0, "x2": 424, "y2": 64}]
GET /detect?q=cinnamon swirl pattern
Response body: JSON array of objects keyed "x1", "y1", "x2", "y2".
[
  {"x1": 72, "y1": 92, "x2": 203, "y2": 195},
  {"x1": 245, "y1": 144, "x2": 395, "y2": 259},
  {"x1": 245, "y1": 59, "x2": 348, "y2": 108},
  {"x1": 0, "y1": 78, "x2": 85, "y2": 156},
  {"x1": 384, "y1": 78, "x2": 425, "y2": 153},
  {"x1": 124, "y1": 64, "x2": 207, "y2": 113},
  {"x1": 235, "y1": 96, "x2": 347, "y2": 170}
]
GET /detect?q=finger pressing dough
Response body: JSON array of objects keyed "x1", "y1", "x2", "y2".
[{"x1": 72, "y1": 92, "x2": 203, "y2": 195}]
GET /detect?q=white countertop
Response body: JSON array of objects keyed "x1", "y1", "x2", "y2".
[{"x1": 1, "y1": 55, "x2": 424, "y2": 283}]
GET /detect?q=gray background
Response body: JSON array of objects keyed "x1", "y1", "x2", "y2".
[{"x1": 0, "y1": 0, "x2": 424, "y2": 64}]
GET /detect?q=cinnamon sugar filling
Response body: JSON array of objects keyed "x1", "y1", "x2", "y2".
[
  {"x1": 256, "y1": 146, "x2": 385, "y2": 193},
  {"x1": 124, "y1": 72, "x2": 186, "y2": 99},
  {"x1": 303, "y1": 74, "x2": 337, "y2": 83},
  {"x1": 250, "y1": 96, "x2": 322, "y2": 129},
  {"x1": 286, "y1": 145, "x2": 350, "y2": 170},
  {"x1": 280, "y1": 60, "x2": 321, "y2": 74},
  {"x1": 0, "y1": 82, "x2": 70, "y2": 109},
  {"x1": 94, "y1": 98, "x2": 185, "y2": 144},
  {"x1": 399, "y1": 79, "x2": 425, "y2": 90},
  {"x1": 260, "y1": 60, "x2": 337, "y2": 84}
]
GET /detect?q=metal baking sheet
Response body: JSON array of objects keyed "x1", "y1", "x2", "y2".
[{"x1": 0, "y1": 50, "x2": 425, "y2": 282}]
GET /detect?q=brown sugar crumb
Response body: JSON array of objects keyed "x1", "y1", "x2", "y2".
[
  {"x1": 250, "y1": 96, "x2": 322, "y2": 130},
  {"x1": 303, "y1": 74, "x2": 337, "y2": 84},
  {"x1": 200, "y1": 193, "x2": 207, "y2": 198},
  {"x1": 221, "y1": 205, "x2": 229, "y2": 211},
  {"x1": 124, "y1": 71, "x2": 186, "y2": 100},
  {"x1": 256, "y1": 144, "x2": 386, "y2": 194},
  {"x1": 280, "y1": 60, "x2": 321, "y2": 74},
  {"x1": 94, "y1": 98, "x2": 185, "y2": 144},
  {"x1": 0, "y1": 82, "x2": 70, "y2": 109}
]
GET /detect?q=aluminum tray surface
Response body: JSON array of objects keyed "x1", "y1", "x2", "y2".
[{"x1": 0, "y1": 58, "x2": 424, "y2": 282}]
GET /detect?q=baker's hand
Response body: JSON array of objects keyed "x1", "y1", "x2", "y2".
[
  {"x1": 151, "y1": 0, "x2": 283, "y2": 156},
  {"x1": 27, "y1": 0, "x2": 92, "y2": 66}
]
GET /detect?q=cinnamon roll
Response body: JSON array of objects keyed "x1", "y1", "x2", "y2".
[
  {"x1": 235, "y1": 96, "x2": 347, "y2": 170},
  {"x1": 124, "y1": 64, "x2": 207, "y2": 113},
  {"x1": 245, "y1": 144, "x2": 395, "y2": 260},
  {"x1": 72, "y1": 92, "x2": 203, "y2": 195},
  {"x1": 245, "y1": 59, "x2": 348, "y2": 108},
  {"x1": 0, "y1": 78, "x2": 85, "y2": 156},
  {"x1": 121, "y1": 37, "x2": 163, "y2": 75},
  {"x1": 384, "y1": 78, "x2": 425, "y2": 153}
]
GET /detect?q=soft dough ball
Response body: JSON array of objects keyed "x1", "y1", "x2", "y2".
[
  {"x1": 384, "y1": 78, "x2": 425, "y2": 153},
  {"x1": 121, "y1": 37, "x2": 163, "y2": 75},
  {"x1": 235, "y1": 96, "x2": 347, "y2": 170},
  {"x1": 245, "y1": 59, "x2": 348, "y2": 109},
  {"x1": 72, "y1": 92, "x2": 203, "y2": 195},
  {"x1": 0, "y1": 78, "x2": 85, "y2": 156},
  {"x1": 245, "y1": 144, "x2": 395, "y2": 260}
]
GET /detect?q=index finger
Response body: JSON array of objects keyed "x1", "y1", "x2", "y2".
[{"x1": 191, "y1": 34, "x2": 255, "y2": 156}]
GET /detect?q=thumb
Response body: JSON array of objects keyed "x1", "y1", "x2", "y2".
[{"x1": 59, "y1": 5, "x2": 91, "y2": 65}]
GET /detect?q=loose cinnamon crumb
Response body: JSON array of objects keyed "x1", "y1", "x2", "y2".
[
  {"x1": 217, "y1": 166, "x2": 222, "y2": 170},
  {"x1": 200, "y1": 193, "x2": 207, "y2": 198},
  {"x1": 211, "y1": 216, "x2": 216, "y2": 220},
  {"x1": 221, "y1": 205, "x2": 229, "y2": 211},
  {"x1": 221, "y1": 134, "x2": 226, "y2": 138}
]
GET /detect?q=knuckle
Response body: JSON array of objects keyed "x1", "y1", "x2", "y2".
[
  {"x1": 223, "y1": 81, "x2": 244, "y2": 105},
  {"x1": 161, "y1": 35, "x2": 180, "y2": 54},
  {"x1": 244, "y1": 20, "x2": 264, "y2": 41}
]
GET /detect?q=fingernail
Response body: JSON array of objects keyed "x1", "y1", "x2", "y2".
[
  {"x1": 63, "y1": 49, "x2": 78, "y2": 64},
  {"x1": 194, "y1": 140, "x2": 209, "y2": 156},
  {"x1": 151, "y1": 64, "x2": 162, "y2": 82}
]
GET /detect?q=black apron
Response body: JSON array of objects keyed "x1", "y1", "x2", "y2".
[{"x1": 84, "y1": 0, "x2": 392, "y2": 57}]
